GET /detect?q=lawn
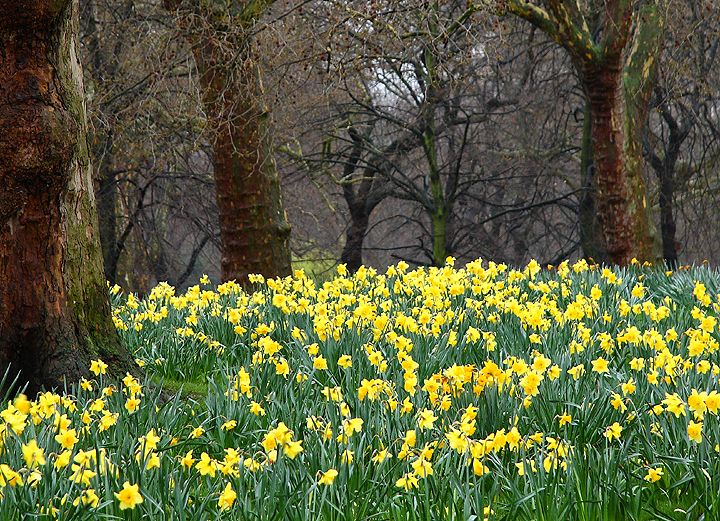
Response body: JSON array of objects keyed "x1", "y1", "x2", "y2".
[{"x1": 2, "y1": 258, "x2": 720, "y2": 520}]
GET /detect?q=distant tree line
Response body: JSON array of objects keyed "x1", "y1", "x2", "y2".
[{"x1": 79, "y1": 0, "x2": 720, "y2": 292}]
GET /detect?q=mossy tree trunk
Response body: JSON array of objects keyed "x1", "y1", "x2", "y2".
[
  {"x1": 504, "y1": 0, "x2": 663, "y2": 266},
  {"x1": 578, "y1": 97, "x2": 606, "y2": 263},
  {"x1": 166, "y1": 0, "x2": 292, "y2": 288},
  {"x1": 0, "y1": 0, "x2": 138, "y2": 396}
]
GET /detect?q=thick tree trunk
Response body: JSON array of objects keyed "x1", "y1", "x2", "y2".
[
  {"x1": 340, "y1": 168, "x2": 371, "y2": 274},
  {"x1": 341, "y1": 212, "x2": 370, "y2": 273},
  {"x1": 191, "y1": 35, "x2": 291, "y2": 288},
  {"x1": 505, "y1": 0, "x2": 664, "y2": 267},
  {"x1": 0, "y1": 0, "x2": 137, "y2": 396},
  {"x1": 583, "y1": 62, "x2": 659, "y2": 266}
]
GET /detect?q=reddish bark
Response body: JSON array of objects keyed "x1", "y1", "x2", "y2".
[
  {"x1": 193, "y1": 35, "x2": 292, "y2": 287},
  {"x1": 504, "y1": 0, "x2": 663, "y2": 266},
  {"x1": 582, "y1": 57, "x2": 659, "y2": 266},
  {"x1": 0, "y1": 0, "x2": 136, "y2": 395},
  {"x1": 583, "y1": 62, "x2": 635, "y2": 265}
]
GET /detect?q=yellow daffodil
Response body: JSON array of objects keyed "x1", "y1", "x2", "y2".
[
  {"x1": 319, "y1": 468, "x2": 338, "y2": 485},
  {"x1": 688, "y1": 420, "x2": 703, "y2": 443},
  {"x1": 218, "y1": 482, "x2": 237, "y2": 510},
  {"x1": 196, "y1": 452, "x2": 217, "y2": 477},
  {"x1": 644, "y1": 467, "x2": 663, "y2": 483},
  {"x1": 604, "y1": 422, "x2": 622, "y2": 441},
  {"x1": 115, "y1": 481, "x2": 143, "y2": 510}
]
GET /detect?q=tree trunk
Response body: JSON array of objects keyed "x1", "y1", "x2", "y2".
[
  {"x1": 504, "y1": 0, "x2": 664, "y2": 266},
  {"x1": 0, "y1": 0, "x2": 138, "y2": 396},
  {"x1": 341, "y1": 212, "x2": 370, "y2": 273},
  {"x1": 164, "y1": 0, "x2": 292, "y2": 289},
  {"x1": 339, "y1": 166, "x2": 385, "y2": 274},
  {"x1": 646, "y1": 123, "x2": 684, "y2": 268},
  {"x1": 578, "y1": 98, "x2": 607, "y2": 263},
  {"x1": 96, "y1": 152, "x2": 120, "y2": 285},
  {"x1": 658, "y1": 166, "x2": 678, "y2": 267},
  {"x1": 339, "y1": 125, "x2": 386, "y2": 273},
  {"x1": 422, "y1": 30, "x2": 448, "y2": 268},
  {"x1": 340, "y1": 146, "x2": 371, "y2": 273},
  {"x1": 643, "y1": 89, "x2": 698, "y2": 269},
  {"x1": 82, "y1": 0, "x2": 123, "y2": 286},
  {"x1": 193, "y1": 37, "x2": 291, "y2": 287},
  {"x1": 583, "y1": 60, "x2": 659, "y2": 266}
]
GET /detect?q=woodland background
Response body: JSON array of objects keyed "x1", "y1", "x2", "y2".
[{"x1": 80, "y1": 0, "x2": 720, "y2": 294}]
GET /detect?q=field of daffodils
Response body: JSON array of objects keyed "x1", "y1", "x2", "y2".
[{"x1": 2, "y1": 258, "x2": 720, "y2": 520}]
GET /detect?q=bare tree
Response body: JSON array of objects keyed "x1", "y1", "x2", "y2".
[
  {"x1": 643, "y1": 0, "x2": 720, "y2": 266},
  {"x1": 277, "y1": 1, "x2": 588, "y2": 268},
  {"x1": 80, "y1": 0, "x2": 221, "y2": 293}
]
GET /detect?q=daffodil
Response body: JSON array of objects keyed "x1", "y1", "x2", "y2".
[
  {"x1": 69, "y1": 464, "x2": 97, "y2": 487},
  {"x1": 221, "y1": 419, "x2": 237, "y2": 430},
  {"x1": 195, "y1": 452, "x2": 217, "y2": 477},
  {"x1": 249, "y1": 401, "x2": 266, "y2": 416},
  {"x1": 395, "y1": 472, "x2": 419, "y2": 490},
  {"x1": 591, "y1": 357, "x2": 609, "y2": 373},
  {"x1": 558, "y1": 411, "x2": 572, "y2": 428},
  {"x1": 604, "y1": 422, "x2": 622, "y2": 441},
  {"x1": 688, "y1": 420, "x2": 703, "y2": 443},
  {"x1": 283, "y1": 440, "x2": 304, "y2": 459},
  {"x1": 90, "y1": 359, "x2": 108, "y2": 375},
  {"x1": 417, "y1": 409, "x2": 437, "y2": 430},
  {"x1": 644, "y1": 467, "x2": 663, "y2": 483},
  {"x1": 662, "y1": 393, "x2": 686, "y2": 418},
  {"x1": 181, "y1": 450, "x2": 195, "y2": 470},
  {"x1": 218, "y1": 482, "x2": 237, "y2": 510},
  {"x1": 115, "y1": 482, "x2": 143, "y2": 510},
  {"x1": 371, "y1": 449, "x2": 392, "y2": 464},
  {"x1": 319, "y1": 468, "x2": 338, "y2": 485},
  {"x1": 21, "y1": 439, "x2": 46, "y2": 468}
]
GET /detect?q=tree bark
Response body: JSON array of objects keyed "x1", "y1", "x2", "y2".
[
  {"x1": 578, "y1": 98, "x2": 606, "y2": 263},
  {"x1": 166, "y1": 1, "x2": 292, "y2": 288},
  {"x1": 423, "y1": 7, "x2": 449, "y2": 267},
  {"x1": 644, "y1": 99, "x2": 690, "y2": 268},
  {"x1": 341, "y1": 211, "x2": 370, "y2": 273},
  {"x1": 504, "y1": 0, "x2": 663, "y2": 266},
  {"x1": 340, "y1": 139, "x2": 370, "y2": 273},
  {"x1": 0, "y1": 0, "x2": 138, "y2": 396},
  {"x1": 196, "y1": 38, "x2": 291, "y2": 286},
  {"x1": 583, "y1": 59, "x2": 658, "y2": 265},
  {"x1": 338, "y1": 125, "x2": 387, "y2": 272}
]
